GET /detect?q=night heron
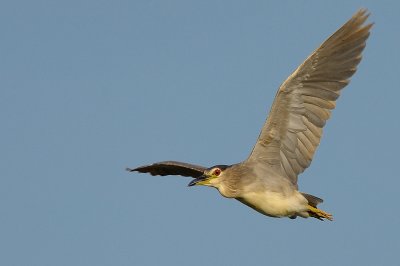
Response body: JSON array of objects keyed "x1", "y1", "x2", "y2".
[{"x1": 127, "y1": 9, "x2": 372, "y2": 220}]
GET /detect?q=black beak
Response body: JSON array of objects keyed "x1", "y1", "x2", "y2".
[{"x1": 188, "y1": 174, "x2": 207, "y2": 186}]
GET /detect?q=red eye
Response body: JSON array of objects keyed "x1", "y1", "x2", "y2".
[{"x1": 214, "y1": 169, "x2": 221, "y2": 176}]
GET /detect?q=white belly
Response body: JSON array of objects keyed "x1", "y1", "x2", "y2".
[{"x1": 238, "y1": 190, "x2": 308, "y2": 218}]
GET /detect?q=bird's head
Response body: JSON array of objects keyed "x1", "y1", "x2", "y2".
[{"x1": 188, "y1": 165, "x2": 229, "y2": 188}]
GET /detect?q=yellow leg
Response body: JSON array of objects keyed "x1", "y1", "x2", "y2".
[{"x1": 307, "y1": 205, "x2": 333, "y2": 221}]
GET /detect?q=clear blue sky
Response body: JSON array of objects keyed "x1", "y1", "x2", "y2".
[{"x1": 2, "y1": 1, "x2": 399, "y2": 265}]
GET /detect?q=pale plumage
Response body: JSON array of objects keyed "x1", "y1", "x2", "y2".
[
  {"x1": 128, "y1": 9, "x2": 372, "y2": 221},
  {"x1": 248, "y1": 9, "x2": 372, "y2": 187}
]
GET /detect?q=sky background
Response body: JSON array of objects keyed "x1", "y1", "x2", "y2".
[{"x1": 2, "y1": 1, "x2": 399, "y2": 265}]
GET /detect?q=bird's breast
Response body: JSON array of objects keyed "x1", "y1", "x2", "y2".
[{"x1": 237, "y1": 190, "x2": 308, "y2": 217}]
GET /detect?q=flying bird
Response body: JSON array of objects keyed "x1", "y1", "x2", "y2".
[{"x1": 127, "y1": 9, "x2": 372, "y2": 220}]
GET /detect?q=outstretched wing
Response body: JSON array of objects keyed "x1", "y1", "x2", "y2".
[
  {"x1": 248, "y1": 9, "x2": 372, "y2": 185},
  {"x1": 127, "y1": 161, "x2": 206, "y2": 178}
]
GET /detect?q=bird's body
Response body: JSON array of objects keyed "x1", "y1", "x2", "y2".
[
  {"x1": 201, "y1": 161, "x2": 325, "y2": 219},
  {"x1": 238, "y1": 190, "x2": 308, "y2": 218},
  {"x1": 128, "y1": 10, "x2": 372, "y2": 221}
]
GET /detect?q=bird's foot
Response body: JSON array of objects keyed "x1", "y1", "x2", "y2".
[{"x1": 307, "y1": 205, "x2": 333, "y2": 221}]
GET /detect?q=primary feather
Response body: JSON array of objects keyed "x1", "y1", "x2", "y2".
[
  {"x1": 248, "y1": 9, "x2": 372, "y2": 186},
  {"x1": 127, "y1": 161, "x2": 206, "y2": 178}
]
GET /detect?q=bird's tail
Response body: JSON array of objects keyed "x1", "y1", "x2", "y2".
[{"x1": 301, "y1": 193, "x2": 333, "y2": 221}]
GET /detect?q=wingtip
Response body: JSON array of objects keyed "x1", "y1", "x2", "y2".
[
  {"x1": 355, "y1": 8, "x2": 372, "y2": 24},
  {"x1": 356, "y1": 8, "x2": 369, "y2": 17}
]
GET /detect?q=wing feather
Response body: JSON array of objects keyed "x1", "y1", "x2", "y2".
[
  {"x1": 127, "y1": 161, "x2": 206, "y2": 178},
  {"x1": 248, "y1": 9, "x2": 372, "y2": 185}
]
